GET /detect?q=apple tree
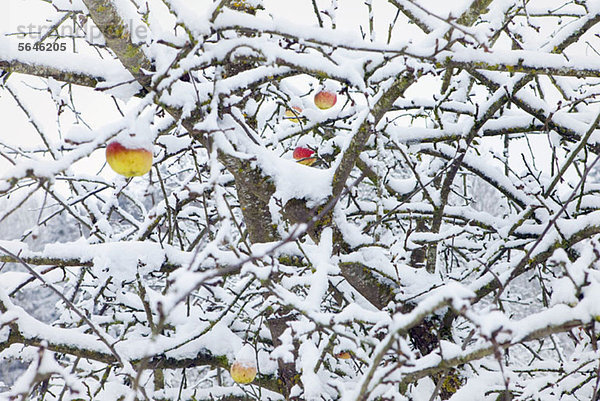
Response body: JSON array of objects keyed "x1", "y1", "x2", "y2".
[{"x1": 2, "y1": 0, "x2": 600, "y2": 400}]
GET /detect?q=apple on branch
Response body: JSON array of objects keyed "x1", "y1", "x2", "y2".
[
  {"x1": 293, "y1": 146, "x2": 317, "y2": 166},
  {"x1": 314, "y1": 90, "x2": 337, "y2": 110},
  {"x1": 335, "y1": 351, "x2": 351, "y2": 360},
  {"x1": 230, "y1": 344, "x2": 257, "y2": 384},
  {"x1": 284, "y1": 106, "x2": 303, "y2": 123},
  {"x1": 105, "y1": 140, "x2": 153, "y2": 177}
]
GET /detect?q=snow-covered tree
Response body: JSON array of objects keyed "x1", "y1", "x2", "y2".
[{"x1": 2, "y1": 0, "x2": 600, "y2": 399}]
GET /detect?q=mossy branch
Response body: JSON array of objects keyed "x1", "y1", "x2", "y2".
[
  {"x1": 0, "y1": 324, "x2": 282, "y2": 393},
  {"x1": 82, "y1": 0, "x2": 152, "y2": 87},
  {"x1": 0, "y1": 60, "x2": 101, "y2": 87},
  {"x1": 339, "y1": 262, "x2": 396, "y2": 309}
]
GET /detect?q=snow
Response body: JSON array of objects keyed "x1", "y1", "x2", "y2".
[
  {"x1": 234, "y1": 343, "x2": 256, "y2": 365},
  {"x1": 298, "y1": 340, "x2": 325, "y2": 400},
  {"x1": 0, "y1": 239, "x2": 190, "y2": 276},
  {"x1": 3, "y1": 0, "x2": 600, "y2": 399}
]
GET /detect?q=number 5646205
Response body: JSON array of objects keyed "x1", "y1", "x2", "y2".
[{"x1": 17, "y1": 42, "x2": 67, "y2": 51}]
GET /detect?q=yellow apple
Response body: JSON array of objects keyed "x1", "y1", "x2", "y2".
[
  {"x1": 105, "y1": 141, "x2": 153, "y2": 177},
  {"x1": 284, "y1": 106, "x2": 303, "y2": 123},
  {"x1": 230, "y1": 360, "x2": 257, "y2": 384},
  {"x1": 314, "y1": 90, "x2": 337, "y2": 110},
  {"x1": 335, "y1": 351, "x2": 351, "y2": 360},
  {"x1": 230, "y1": 344, "x2": 257, "y2": 384}
]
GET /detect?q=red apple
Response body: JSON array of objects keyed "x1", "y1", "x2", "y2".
[
  {"x1": 293, "y1": 146, "x2": 316, "y2": 166},
  {"x1": 284, "y1": 106, "x2": 303, "y2": 123},
  {"x1": 314, "y1": 90, "x2": 337, "y2": 110},
  {"x1": 105, "y1": 141, "x2": 153, "y2": 177}
]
